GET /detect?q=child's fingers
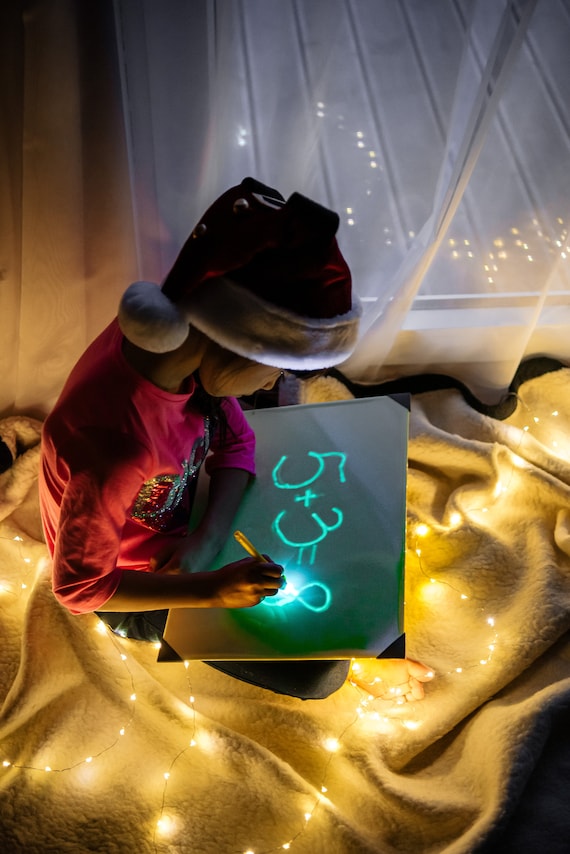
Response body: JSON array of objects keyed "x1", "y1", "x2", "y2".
[
  {"x1": 407, "y1": 677, "x2": 426, "y2": 701},
  {"x1": 407, "y1": 659, "x2": 435, "y2": 682}
]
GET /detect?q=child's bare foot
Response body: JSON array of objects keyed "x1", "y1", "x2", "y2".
[{"x1": 349, "y1": 659, "x2": 434, "y2": 702}]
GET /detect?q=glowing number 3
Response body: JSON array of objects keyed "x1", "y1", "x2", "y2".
[{"x1": 272, "y1": 506, "x2": 344, "y2": 552}]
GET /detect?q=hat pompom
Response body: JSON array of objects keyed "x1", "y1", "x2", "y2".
[{"x1": 118, "y1": 281, "x2": 190, "y2": 353}]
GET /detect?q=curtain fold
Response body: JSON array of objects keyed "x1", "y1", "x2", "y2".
[
  {"x1": 1, "y1": 0, "x2": 136, "y2": 417},
  {"x1": 1, "y1": 0, "x2": 569, "y2": 416}
]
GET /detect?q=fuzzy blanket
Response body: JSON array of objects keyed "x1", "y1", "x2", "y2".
[{"x1": 1, "y1": 367, "x2": 570, "y2": 854}]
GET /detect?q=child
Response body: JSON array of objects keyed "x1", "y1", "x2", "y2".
[{"x1": 39, "y1": 177, "x2": 432, "y2": 700}]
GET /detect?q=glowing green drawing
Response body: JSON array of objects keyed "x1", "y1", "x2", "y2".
[
  {"x1": 272, "y1": 508, "x2": 344, "y2": 565},
  {"x1": 262, "y1": 578, "x2": 333, "y2": 613},
  {"x1": 272, "y1": 451, "x2": 347, "y2": 490},
  {"x1": 265, "y1": 449, "x2": 348, "y2": 607}
]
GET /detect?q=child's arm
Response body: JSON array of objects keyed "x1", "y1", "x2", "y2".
[
  {"x1": 99, "y1": 554, "x2": 284, "y2": 611},
  {"x1": 149, "y1": 467, "x2": 251, "y2": 575}
]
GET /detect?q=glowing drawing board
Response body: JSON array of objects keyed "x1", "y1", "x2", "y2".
[{"x1": 162, "y1": 396, "x2": 408, "y2": 660}]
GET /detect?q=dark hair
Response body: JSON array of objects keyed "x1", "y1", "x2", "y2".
[{"x1": 191, "y1": 372, "x2": 229, "y2": 445}]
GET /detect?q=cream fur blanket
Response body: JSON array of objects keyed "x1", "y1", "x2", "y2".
[{"x1": 1, "y1": 369, "x2": 570, "y2": 854}]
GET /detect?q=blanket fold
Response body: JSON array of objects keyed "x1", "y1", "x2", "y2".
[{"x1": 1, "y1": 367, "x2": 570, "y2": 853}]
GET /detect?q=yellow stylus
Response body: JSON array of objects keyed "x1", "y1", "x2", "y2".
[
  {"x1": 233, "y1": 529, "x2": 268, "y2": 562},
  {"x1": 233, "y1": 531, "x2": 287, "y2": 585}
]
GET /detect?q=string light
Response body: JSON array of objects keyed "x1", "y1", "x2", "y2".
[
  {"x1": 406, "y1": 388, "x2": 567, "y2": 688},
  {"x1": 2, "y1": 389, "x2": 566, "y2": 854}
]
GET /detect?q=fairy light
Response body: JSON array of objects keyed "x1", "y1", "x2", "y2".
[
  {"x1": 153, "y1": 660, "x2": 198, "y2": 851},
  {"x1": 156, "y1": 815, "x2": 175, "y2": 835},
  {"x1": 1, "y1": 620, "x2": 138, "y2": 775},
  {"x1": 407, "y1": 391, "x2": 566, "y2": 689},
  {"x1": 2, "y1": 393, "x2": 565, "y2": 854}
]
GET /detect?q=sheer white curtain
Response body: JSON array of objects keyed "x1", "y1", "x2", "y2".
[
  {"x1": 2, "y1": 0, "x2": 569, "y2": 417},
  {"x1": 0, "y1": 0, "x2": 137, "y2": 417},
  {"x1": 115, "y1": 0, "x2": 570, "y2": 400}
]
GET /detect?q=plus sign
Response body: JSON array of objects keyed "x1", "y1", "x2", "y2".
[{"x1": 295, "y1": 488, "x2": 322, "y2": 508}]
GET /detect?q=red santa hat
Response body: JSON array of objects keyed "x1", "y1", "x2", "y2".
[{"x1": 118, "y1": 177, "x2": 361, "y2": 370}]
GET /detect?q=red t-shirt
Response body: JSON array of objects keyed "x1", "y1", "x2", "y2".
[{"x1": 39, "y1": 320, "x2": 256, "y2": 614}]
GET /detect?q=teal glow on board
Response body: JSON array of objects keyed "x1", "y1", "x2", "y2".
[{"x1": 163, "y1": 396, "x2": 408, "y2": 661}]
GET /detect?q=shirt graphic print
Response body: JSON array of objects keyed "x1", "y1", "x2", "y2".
[{"x1": 130, "y1": 418, "x2": 212, "y2": 533}]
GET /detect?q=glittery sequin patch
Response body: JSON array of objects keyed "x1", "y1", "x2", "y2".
[{"x1": 130, "y1": 419, "x2": 211, "y2": 532}]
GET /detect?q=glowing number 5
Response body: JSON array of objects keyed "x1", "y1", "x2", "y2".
[{"x1": 271, "y1": 451, "x2": 347, "y2": 489}]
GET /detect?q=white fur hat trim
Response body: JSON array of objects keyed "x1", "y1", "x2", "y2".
[
  {"x1": 118, "y1": 281, "x2": 190, "y2": 353},
  {"x1": 182, "y1": 277, "x2": 362, "y2": 370}
]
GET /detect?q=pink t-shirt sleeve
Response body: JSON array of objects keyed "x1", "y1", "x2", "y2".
[{"x1": 50, "y1": 429, "x2": 153, "y2": 614}]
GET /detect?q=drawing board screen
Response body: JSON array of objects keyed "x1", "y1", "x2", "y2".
[{"x1": 163, "y1": 396, "x2": 408, "y2": 660}]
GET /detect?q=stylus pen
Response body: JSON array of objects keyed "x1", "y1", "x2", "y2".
[
  {"x1": 234, "y1": 531, "x2": 287, "y2": 585},
  {"x1": 233, "y1": 529, "x2": 268, "y2": 562}
]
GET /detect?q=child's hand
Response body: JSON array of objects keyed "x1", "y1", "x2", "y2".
[
  {"x1": 349, "y1": 658, "x2": 434, "y2": 702},
  {"x1": 208, "y1": 557, "x2": 286, "y2": 608}
]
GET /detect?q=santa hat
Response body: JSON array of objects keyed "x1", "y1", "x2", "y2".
[{"x1": 118, "y1": 177, "x2": 361, "y2": 370}]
